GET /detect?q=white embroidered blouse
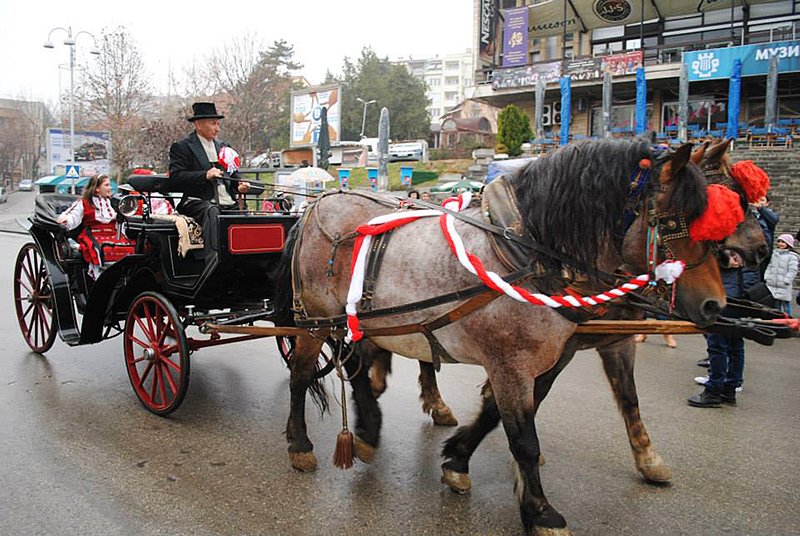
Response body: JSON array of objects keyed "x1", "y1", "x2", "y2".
[{"x1": 60, "y1": 196, "x2": 117, "y2": 231}]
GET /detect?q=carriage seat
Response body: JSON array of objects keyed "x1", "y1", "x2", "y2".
[
  {"x1": 126, "y1": 174, "x2": 171, "y2": 194},
  {"x1": 33, "y1": 193, "x2": 79, "y2": 229}
]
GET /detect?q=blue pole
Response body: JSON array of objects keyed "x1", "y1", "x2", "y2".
[
  {"x1": 635, "y1": 67, "x2": 647, "y2": 135},
  {"x1": 560, "y1": 76, "x2": 571, "y2": 146},
  {"x1": 726, "y1": 59, "x2": 742, "y2": 140}
]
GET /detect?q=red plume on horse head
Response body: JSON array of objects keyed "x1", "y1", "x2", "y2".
[{"x1": 730, "y1": 160, "x2": 770, "y2": 203}]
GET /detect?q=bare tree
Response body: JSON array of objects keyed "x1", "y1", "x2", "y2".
[
  {"x1": 82, "y1": 26, "x2": 152, "y2": 176},
  {"x1": 0, "y1": 98, "x2": 51, "y2": 185}
]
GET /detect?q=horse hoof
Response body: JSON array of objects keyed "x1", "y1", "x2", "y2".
[
  {"x1": 289, "y1": 451, "x2": 317, "y2": 472},
  {"x1": 354, "y1": 436, "x2": 376, "y2": 463},
  {"x1": 636, "y1": 453, "x2": 672, "y2": 483},
  {"x1": 441, "y1": 468, "x2": 471, "y2": 494},
  {"x1": 532, "y1": 527, "x2": 573, "y2": 536},
  {"x1": 431, "y1": 407, "x2": 459, "y2": 427}
]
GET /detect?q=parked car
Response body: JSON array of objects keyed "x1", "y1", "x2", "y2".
[
  {"x1": 0, "y1": 187, "x2": 7, "y2": 203},
  {"x1": 18, "y1": 179, "x2": 33, "y2": 191}
]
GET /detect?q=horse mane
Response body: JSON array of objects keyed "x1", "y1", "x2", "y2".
[{"x1": 511, "y1": 138, "x2": 707, "y2": 272}]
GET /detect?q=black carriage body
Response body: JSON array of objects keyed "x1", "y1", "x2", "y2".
[
  {"x1": 25, "y1": 188, "x2": 298, "y2": 348},
  {"x1": 125, "y1": 212, "x2": 297, "y2": 309}
]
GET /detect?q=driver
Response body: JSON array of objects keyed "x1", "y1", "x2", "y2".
[{"x1": 168, "y1": 102, "x2": 263, "y2": 260}]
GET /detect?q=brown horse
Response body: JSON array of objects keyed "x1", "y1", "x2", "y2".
[
  {"x1": 432, "y1": 137, "x2": 770, "y2": 496},
  {"x1": 368, "y1": 138, "x2": 769, "y2": 491},
  {"x1": 274, "y1": 139, "x2": 726, "y2": 536}
]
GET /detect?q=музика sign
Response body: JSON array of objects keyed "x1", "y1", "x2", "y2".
[{"x1": 684, "y1": 40, "x2": 800, "y2": 81}]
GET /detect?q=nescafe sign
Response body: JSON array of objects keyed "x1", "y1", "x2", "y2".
[{"x1": 593, "y1": 0, "x2": 632, "y2": 22}]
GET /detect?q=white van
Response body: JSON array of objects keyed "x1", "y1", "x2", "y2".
[{"x1": 389, "y1": 140, "x2": 429, "y2": 163}]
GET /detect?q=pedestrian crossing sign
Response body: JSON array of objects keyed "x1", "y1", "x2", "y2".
[{"x1": 65, "y1": 165, "x2": 81, "y2": 179}]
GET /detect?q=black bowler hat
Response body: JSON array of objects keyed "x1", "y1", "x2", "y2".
[{"x1": 188, "y1": 102, "x2": 224, "y2": 122}]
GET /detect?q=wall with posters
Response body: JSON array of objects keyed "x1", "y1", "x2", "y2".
[
  {"x1": 290, "y1": 85, "x2": 342, "y2": 148},
  {"x1": 47, "y1": 128, "x2": 112, "y2": 176}
]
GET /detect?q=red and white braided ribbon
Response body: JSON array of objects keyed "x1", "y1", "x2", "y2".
[{"x1": 345, "y1": 192, "x2": 684, "y2": 342}]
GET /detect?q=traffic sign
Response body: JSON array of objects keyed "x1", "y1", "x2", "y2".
[{"x1": 65, "y1": 165, "x2": 81, "y2": 179}]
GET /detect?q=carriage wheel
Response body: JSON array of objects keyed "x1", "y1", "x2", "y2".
[
  {"x1": 276, "y1": 336, "x2": 336, "y2": 379},
  {"x1": 14, "y1": 243, "x2": 58, "y2": 354},
  {"x1": 124, "y1": 292, "x2": 190, "y2": 416}
]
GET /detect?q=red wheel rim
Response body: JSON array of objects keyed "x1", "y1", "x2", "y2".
[
  {"x1": 124, "y1": 295, "x2": 188, "y2": 414},
  {"x1": 14, "y1": 244, "x2": 56, "y2": 353}
]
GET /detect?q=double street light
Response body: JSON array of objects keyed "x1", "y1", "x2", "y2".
[
  {"x1": 356, "y1": 97, "x2": 376, "y2": 139},
  {"x1": 44, "y1": 26, "x2": 100, "y2": 193}
]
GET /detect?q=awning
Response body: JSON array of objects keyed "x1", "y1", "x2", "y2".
[
  {"x1": 34, "y1": 175, "x2": 66, "y2": 186},
  {"x1": 526, "y1": 0, "x2": 776, "y2": 38}
]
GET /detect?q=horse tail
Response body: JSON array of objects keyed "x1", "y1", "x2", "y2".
[
  {"x1": 272, "y1": 220, "x2": 299, "y2": 329},
  {"x1": 271, "y1": 216, "x2": 330, "y2": 414}
]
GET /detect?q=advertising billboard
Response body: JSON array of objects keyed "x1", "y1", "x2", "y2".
[
  {"x1": 290, "y1": 84, "x2": 342, "y2": 149},
  {"x1": 47, "y1": 128, "x2": 112, "y2": 176}
]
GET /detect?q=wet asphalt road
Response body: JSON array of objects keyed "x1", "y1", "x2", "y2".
[{"x1": 1, "y1": 191, "x2": 799, "y2": 536}]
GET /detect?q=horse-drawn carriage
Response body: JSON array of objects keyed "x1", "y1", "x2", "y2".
[
  {"x1": 14, "y1": 173, "x2": 303, "y2": 415},
  {"x1": 13, "y1": 139, "x2": 798, "y2": 536}
]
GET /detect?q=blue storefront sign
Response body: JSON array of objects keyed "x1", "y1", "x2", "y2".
[{"x1": 684, "y1": 40, "x2": 800, "y2": 82}]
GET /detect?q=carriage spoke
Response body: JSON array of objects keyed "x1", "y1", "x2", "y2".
[
  {"x1": 20, "y1": 301, "x2": 35, "y2": 324},
  {"x1": 143, "y1": 304, "x2": 158, "y2": 342},
  {"x1": 126, "y1": 333, "x2": 152, "y2": 350},
  {"x1": 161, "y1": 362, "x2": 177, "y2": 397},
  {"x1": 135, "y1": 315, "x2": 155, "y2": 341},
  {"x1": 149, "y1": 364, "x2": 160, "y2": 402},
  {"x1": 22, "y1": 254, "x2": 35, "y2": 285},
  {"x1": 137, "y1": 361, "x2": 155, "y2": 388},
  {"x1": 160, "y1": 355, "x2": 181, "y2": 373},
  {"x1": 37, "y1": 303, "x2": 51, "y2": 336},
  {"x1": 16, "y1": 277, "x2": 33, "y2": 295},
  {"x1": 156, "y1": 364, "x2": 168, "y2": 404}
]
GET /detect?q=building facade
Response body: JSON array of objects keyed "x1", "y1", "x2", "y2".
[
  {"x1": 393, "y1": 50, "x2": 476, "y2": 125},
  {"x1": 470, "y1": 0, "x2": 800, "y2": 140}
]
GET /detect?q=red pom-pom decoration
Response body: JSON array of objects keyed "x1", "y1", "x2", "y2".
[
  {"x1": 639, "y1": 158, "x2": 651, "y2": 169},
  {"x1": 730, "y1": 160, "x2": 770, "y2": 203},
  {"x1": 689, "y1": 184, "x2": 745, "y2": 242}
]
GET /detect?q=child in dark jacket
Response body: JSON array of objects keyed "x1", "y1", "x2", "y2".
[{"x1": 688, "y1": 253, "x2": 757, "y2": 408}]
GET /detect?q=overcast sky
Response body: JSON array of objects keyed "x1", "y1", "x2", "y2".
[{"x1": 2, "y1": 0, "x2": 473, "y2": 105}]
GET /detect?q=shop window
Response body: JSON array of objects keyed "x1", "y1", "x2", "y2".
[{"x1": 662, "y1": 98, "x2": 728, "y2": 132}]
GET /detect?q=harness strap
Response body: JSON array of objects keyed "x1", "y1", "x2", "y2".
[{"x1": 360, "y1": 229, "x2": 393, "y2": 311}]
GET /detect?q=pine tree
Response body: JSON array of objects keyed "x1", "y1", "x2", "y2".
[{"x1": 497, "y1": 105, "x2": 532, "y2": 157}]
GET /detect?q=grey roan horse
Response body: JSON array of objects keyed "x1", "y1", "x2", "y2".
[{"x1": 273, "y1": 139, "x2": 728, "y2": 535}]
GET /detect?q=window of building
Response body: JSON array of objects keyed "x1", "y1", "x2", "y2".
[
  {"x1": 565, "y1": 32, "x2": 574, "y2": 42},
  {"x1": 590, "y1": 104, "x2": 653, "y2": 137},
  {"x1": 445, "y1": 91, "x2": 459, "y2": 101},
  {"x1": 445, "y1": 60, "x2": 460, "y2": 70},
  {"x1": 445, "y1": 76, "x2": 460, "y2": 86},
  {"x1": 530, "y1": 50, "x2": 542, "y2": 62},
  {"x1": 427, "y1": 77, "x2": 441, "y2": 87},
  {"x1": 430, "y1": 108, "x2": 441, "y2": 118},
  {"x1": 662, "y1": 98, "x2": 727, "y2": 132}
]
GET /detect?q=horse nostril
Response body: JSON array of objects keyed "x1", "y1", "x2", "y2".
[{"x1": 702, "y1": 299, "x2": 722, "y2": 318}]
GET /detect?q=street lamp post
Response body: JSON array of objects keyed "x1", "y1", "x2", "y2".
[
  {"x1": 44, "y1": 26, "x2": 100, "y2": 194},
  {"x1": 356, "y1": 97, "x2": 376, "y2": 139}
]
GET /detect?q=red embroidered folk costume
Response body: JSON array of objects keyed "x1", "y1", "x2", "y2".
[{"x1": 60, "y1": 197, "x2": 135, "y2": 279}]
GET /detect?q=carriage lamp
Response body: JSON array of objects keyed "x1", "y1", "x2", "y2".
[{"x1": 118, "y1": 195, "x2": 141, "y2": 217}]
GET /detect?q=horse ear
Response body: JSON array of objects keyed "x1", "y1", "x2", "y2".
[
  {"x1": 661, "y1": 143, "x2": 693, "y2": 184},
  {"x1": 705, "y1": 137, "x2": 732, "y2": 164},
  {"x1": 690, "y1": 140, "x2": 710, "y2": 164}
]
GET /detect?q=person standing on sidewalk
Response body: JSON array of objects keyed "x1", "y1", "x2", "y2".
[
  {"x1": 688, "y1": 252, "x2": 756, "y2": 408},
  {"x1": 764, "y1": 234, "x2": 799, "y2": 315}
]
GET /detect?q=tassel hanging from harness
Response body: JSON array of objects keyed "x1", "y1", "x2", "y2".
[{"x1": 332, "y1": 347, "x2": 355, "y2": 469}]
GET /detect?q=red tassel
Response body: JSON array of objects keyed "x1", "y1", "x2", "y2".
[
  {"x1": 730, "y1": 160, "x2": 770, "y2": 203},
  {"x1": 690, "y1": 184, "x2": 745, "y2": 242},
  {"x1": 333, "y1": 430, "x2": 355, "y2": 469}
]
